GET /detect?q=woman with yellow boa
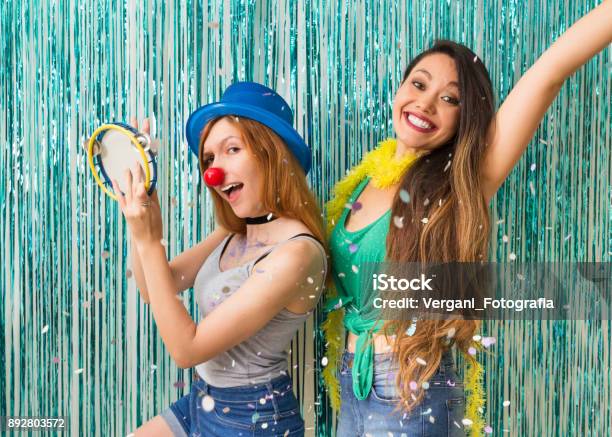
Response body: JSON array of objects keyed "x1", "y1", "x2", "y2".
[{"x1": 322, "y1": 5, "x2": 612, "y2": 435}]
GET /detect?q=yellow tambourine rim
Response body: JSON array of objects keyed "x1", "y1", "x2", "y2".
[{"x1": 87, "y1": 124, "x2": 152, "y2": 201}]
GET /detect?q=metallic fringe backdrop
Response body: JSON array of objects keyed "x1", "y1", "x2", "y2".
[{"x1": 1, "y1": 0, "x2": 610, "y2": 436}]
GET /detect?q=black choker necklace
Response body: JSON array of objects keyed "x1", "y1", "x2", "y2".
[{"x1": 245, "y1": 213, "x2": 277, "y2": 225}]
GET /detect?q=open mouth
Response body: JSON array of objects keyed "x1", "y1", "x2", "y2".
[
  {"x1": 220, "y1": 182, "x2": 244, "y2": 202},
  {"x1": 403, "y1": 111, "x2": 437, "y2": 133}
]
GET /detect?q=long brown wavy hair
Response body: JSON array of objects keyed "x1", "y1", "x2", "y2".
[
  {"x1": 197, "y1": 116, "x2": 325, "y2": 244},
  {"x1": 383, "y1": 40, "x2": 495, "y2": 411}
]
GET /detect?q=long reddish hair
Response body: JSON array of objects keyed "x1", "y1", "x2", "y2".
[{"x1": 197, "y1": 116, "x2": 325, "y2": 245}]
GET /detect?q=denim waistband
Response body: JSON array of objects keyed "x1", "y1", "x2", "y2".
[
  {"x1": 340, "y1": 350, "x2": 456, "y2": 373},
  {"x1": 194, "y1": 373, "x2": 294, "y2": 403}
]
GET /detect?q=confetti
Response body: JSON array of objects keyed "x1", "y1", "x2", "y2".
[
  {"x1": 473, "y1": 55, "x2": 478, "y2": 62},
  {"x1": 421, "y1": 381, "x2": 430, "y2": 390},
  {"x1": 509, "y1": 253, "x2": 517, "y2": 261},
  {"x1": 261, "y1": 423, "x2": 268, "y2": 429},
  {"x1": 75, "y1": 368, "x2": 84, "y2": 374},
  {"x1": 481, "y1": 337, "x2": 496, "y2": 348},
  {"x1": 468, "y1": 347, "x2": 477, "y2": 356},
  {"x1": 101, "y1": 250, "x2": 110, "y2": 259},
  {"x1": 530, "y1": 163, "x2": 536, "y2": 171},
  {"x1": 423, "y1": 198, "x2": 430, "y2": 206},
  {"x1": 222, "y1": 406, "x2": 230, "y2": 413},
  {"x1": 306, "y1": 276, "x2": 314, "y2": 284},
  {"x1": 348, "y1": 243, "x2": 359, "y2": 253},
  {"x1": 462, "y1": 418, "x2": 473, "y2": 426},
  {"x1": 503, "y1": 400, "x2": 511, "y2": 407},
  {"x1": 52, "y1": 357, "x2": 60, "y2": 364},
  {"x1": 484, "y1": 425, "x2": 493, "y2": 433},
  {"x1": 405, "y1": 320, "x2": 417, "y2": 336},
  {"x1": 472, "y1": 335, "x2": 482, "y2": 342},
  {"x1": 251, "y1": 412, "x2": 260, "y2": 423},
  {"x1": 41, "y1": 325, "x2": 49, "y2": 334},
  {"x1": 399, "y1": 189, "x2": 410, "y2": 203},
  {"x1": 447, "y1": 327, "x2": 456, "y2": 338},
  {"x1": 502, "y1": 235, "x2": 509, "y2": 243},
  {"x1": 351, "y1": 201, "x2": 362, "y2": 212},
  {"x1": 160, "y1": 238, "x2": 168, "y2": 246},
  {"x1": 529, "y1": 181, "x2": 536, "y2": 196},
  {"x1": 201, "y1": 395, "x2": 215, "y2": 412},
  {"x1": 416, "y1": 357, "x2": 427, "y2": 366},
  {"x1": 259, "y1": 397, "x2": 266, "y2": 405},
  {"x1": 429, "y1": 416, "x2": 436, "y2": 424},
  {"x1": 443, "y1": 160, "x2": 451, "y2": 172},
  {"x1": 351, "y1": 265, "x2": 359, "y2": 273},
  {"x1": 321, "y1": 357, "x2": 329, "y2": 367},
  {"x1": 393, "y1": 216, "x2": 404, "y2": 229},
  {"x1": 447, "y1": 379, "x2": 456, "y2": 387},
  {"x1": 409, "y1": 381, "x2": 418, "y2": 391},
  {"x1": 421, "y1": 217, "x2": 429, "y2": 224}
]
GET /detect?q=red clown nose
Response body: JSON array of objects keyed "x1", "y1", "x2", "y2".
[{"x1": 204, "y1": 167, "x2": 225, "y2": 187}]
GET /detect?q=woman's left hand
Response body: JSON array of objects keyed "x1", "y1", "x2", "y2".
[{"x1": 112, "y1": 164, "x2": 164, "y2": 248}]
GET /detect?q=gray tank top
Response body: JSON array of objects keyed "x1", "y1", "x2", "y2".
[{"x1": 194, "y1": 233, "x2": 327, "y2": 387}]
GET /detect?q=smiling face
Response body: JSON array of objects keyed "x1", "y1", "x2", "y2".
[
  {"x1": 392, "y1": 53, "x2": 462, "y2": 155},
  {"x1": 201, "y1": 117, "x2": 265, "y2": 218}
]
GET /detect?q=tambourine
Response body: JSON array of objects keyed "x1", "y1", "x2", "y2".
[{"x1": 86, "y1": 122, "x2": 158, "y2": 201}]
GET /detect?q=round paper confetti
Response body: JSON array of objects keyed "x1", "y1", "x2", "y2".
[
  {"x1": 484, "y1": 425, "x2": 493, "y2": 433},
  {"x1": 416, "y1": 357, "x2": 427, "y2": 366},
  {"x1": 393, "y1": 216, "x2": 404, "y2": 229},
  {"x1": 321, "y1": 357, "x2": 329, "y2": 367},
  {"x1": 399, "y1": 189, "x2": 410, "y2": 203},
  {"x1": 481, "y1": 337, "x2": 496, "y2": 348},
  {"x1": 462, "y1": 418, "x2": 473, "y2": 426},
  {"x1": 409, "y1": 381, "x2": 418, "y2": 391},
  {"x1": 503, "y1": 400, "x2": 511, "y2": 407},
  {"x1": 201, "y1": 395, "x2": 215, "y2": 412}
]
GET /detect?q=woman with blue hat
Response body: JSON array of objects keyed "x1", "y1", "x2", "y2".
[{"x1": 112, "y1": 82, "x2": 326, "y2": 436}]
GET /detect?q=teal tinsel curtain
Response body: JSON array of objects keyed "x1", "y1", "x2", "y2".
[{"x1": 1, "y1": 1, "x2": 609, "y2": 436}]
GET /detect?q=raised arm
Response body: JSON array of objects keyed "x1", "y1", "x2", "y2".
[
  {"x1": 481, "y1": 0, "x2": 612, "y2": 202},
  {"x1": 141, "y1": 238, "x2": 326, "y2": 368}
]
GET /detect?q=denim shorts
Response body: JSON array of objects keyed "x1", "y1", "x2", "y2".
[
  {"x1": 337, "y1": 351, "x2": 466, "y2": 437},
  {"x1": 161, "y1": 374, "x2": 304, "y2": 436}
]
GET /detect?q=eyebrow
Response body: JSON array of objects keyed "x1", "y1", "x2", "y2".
[
  {"x1": 203, "y1": 135, "x2": 241, "y2": 154},
  {"x1": 414, "y1": 68, "x2": 459, "y2": 89}
]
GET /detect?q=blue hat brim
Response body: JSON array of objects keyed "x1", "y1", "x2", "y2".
[{"x1": 186, "y1": 103, "x2": 312, "y2": 174}]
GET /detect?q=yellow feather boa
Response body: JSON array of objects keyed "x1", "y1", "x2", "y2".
[{"x1": 322, "y1": 138, "x2": 485, "y2": 437}]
